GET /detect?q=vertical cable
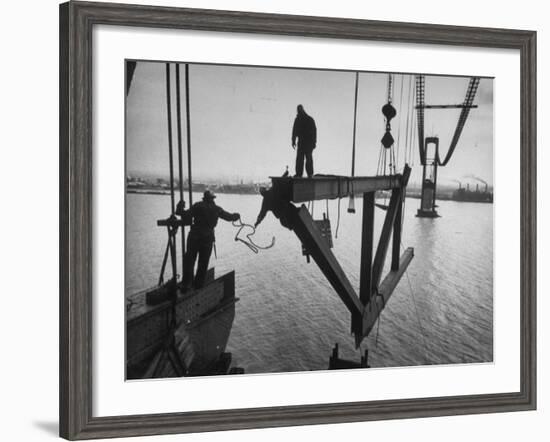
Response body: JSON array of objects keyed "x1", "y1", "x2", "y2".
[
  {"x1": 175, "y1": 65, "x2": 185, "y2": 207},
  {"x1": 403, "y1": 75, "x2": 411, "y2": 165},
  {"x1": 175, "y1": 64, "x2": 186, "y2": 275},
  {"x1": 185, "y1": 64, "x2": 193, "y2": 206},
  {"x1": 396, "y1": 75, "x2": 404, "y2": 169},
  {"x1": 165, "y1": 63, "x2": 175, "y2": 214},
  {"x1": 348, "y1": 72, "x2": 359, "y2": 214},
  {"x1": 351, "y1": 71, "x2": 359, "y2": 177},
  {"x1": 165, "y1": 63, "x2": 177, "y2": 279}
]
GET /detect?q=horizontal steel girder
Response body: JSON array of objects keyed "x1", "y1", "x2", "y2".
[{"x1": 271, "y1": 174, "x2": 403, "y2": 203}]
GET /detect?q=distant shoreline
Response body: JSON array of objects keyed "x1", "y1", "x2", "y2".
[
  {"x1": 127, "y1": 188, "x2": 258, "y2": 196},
  {"x1": 126, "y1": 188, "x2": 493, "y2": 204}
]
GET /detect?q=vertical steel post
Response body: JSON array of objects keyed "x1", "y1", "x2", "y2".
[
  {"x1": 359, "y1": 192, "x2": 375, "y2": 304},
  {"x1": 391, "y1": 190, "x2": 403, "y2": 270},
  {"x1": 372, "y1": 188, "x2": 402, "y2": 287}
]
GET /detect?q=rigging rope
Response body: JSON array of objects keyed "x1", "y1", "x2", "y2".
[
  {"x1": 378, "y1": 73, "x2": 398, "y2": 176},
  {"x1": 175, "y1": 64, "x2": 186, "y2": 276},
  {"x1": 347, "y1": 72, "x2": 360, "y2": 214},
  {"x1": 232, "y1": 219, "x2": 275, "y2": 254},
  {"x1": 400, "y1": 241, "x2": 430, "y2": 362},
  {"x1": 335, "y1": 195, "x2": 342, "y2": 238},
  {"x1": 396, "y1": 75, "x2": 405, "y2": 170},
  {"x1": 405, "y1": 266, "x2": 429, "y2": 362},
  {"x1": 410, "y1": 99, "x2": 417, "y2": 167},
  {"x1": 350, "y1": 72, "x2": 359, "y2": 177},
  {"x1": 165, "y1": 63, "x2": 176, "y2": 215},
  {"x1": 404, "y1": 75, "x2": 412, "y2": 165},
  {"x1": 185, "y1": 64, "x2": 194, "y2": 206},
  {"x1": 398, "y1": 171, "x2": 428, "y2": 359},
  {"x1": 163, "y1": 63, "x2": 179, "y2": 288},
  {"x1": 375, "y1": 306, "x2": 382, "y2": 347},
  {"x1": 376, "y1": 144, "x2": 384, "y2": 176}
]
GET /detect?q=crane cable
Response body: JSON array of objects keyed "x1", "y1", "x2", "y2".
[
  {"x1": 335, "y1": 195, "x2": 342, "y2": 238},
  {"x1": 347, "y1": 72, "x2": 360, "y2": 213},
  {"x1": 377, "y1": 73, "x2": 397, "y2": 177},
  {"x1": 395, "y1": 75, "x2": 405, "y2": 171},
  {"x1": 401, "y1": 241, "x2": 430, "y2": 363},
  {"x1": 350, "y1": 71, "x2": 359, "y2": 178}
]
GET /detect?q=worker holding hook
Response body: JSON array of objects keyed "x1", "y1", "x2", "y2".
[
  {"x1": 176, "y1": 190, "x2": 240, "y2": 290},
  {"x1": 255, "y1": 187, "x2": 297, "y2": 230}
]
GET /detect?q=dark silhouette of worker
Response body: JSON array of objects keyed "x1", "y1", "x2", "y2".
[
  {"x1": 292, "y1": 104, "x2": 317, "y2": 177},
  {"x1": 176, "y1": 191, "x2": 240, "y2": 289},
  {"x1": 255, "y1": 187, "x2": 297, "y2": 230}
]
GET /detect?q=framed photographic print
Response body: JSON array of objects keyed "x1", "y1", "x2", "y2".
[{"x1": 59, "y1": 1, "x2": 536, "y2": 439}]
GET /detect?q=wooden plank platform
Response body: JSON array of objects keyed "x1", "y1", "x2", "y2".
[
  {"x1": 271, "y1": 174, "x2": 403, "y2": 203},
  {"x1": 126, "y1": 271, "x2": 236, "y2": 370}
]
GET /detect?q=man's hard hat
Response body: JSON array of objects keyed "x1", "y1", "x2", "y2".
[{"x1": 203, "y1": 190, "x2": 216, "y2": 200}]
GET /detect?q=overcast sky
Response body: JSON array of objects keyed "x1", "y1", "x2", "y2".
[{"x1": 126, "y1": 61, "x2": 493, "y2": 187}]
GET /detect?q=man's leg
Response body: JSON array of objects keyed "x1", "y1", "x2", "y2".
[
  {"x1": 295, "y1": 146, "x2": 304, "y2": 177},
  {"x1": 194, "y1": 240, "x2": 213, "y2": 289},
  {"x1": 182, "y1": 233, "x2": 198, "y2": 288},
  {"x1": 305, "y1": 148, "x2": 314, "y2": 177}
]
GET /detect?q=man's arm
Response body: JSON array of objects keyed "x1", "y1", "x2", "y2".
[
  {"x1": 312, "y1": 119, "x2": 317, "y2": 147},
  {"x1": 291, "y1": 117, "x2": 298, "y2": 148},
  {"x1": 255, "y1": 197, "x2": 269, "y2": 227},
  {"x1": 218, "y1": 207, "x2": 240, "y2": 222},
  {"x1": 176, "y1": 200, "x2": 191, "y2": 216},
  {"x1": 176, "y1": 200, "x2": 194, "y2": 225}
]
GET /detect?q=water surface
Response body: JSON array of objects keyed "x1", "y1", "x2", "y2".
[{"x1": 126, "y1": 192, "x2": 493, "y2": 373}]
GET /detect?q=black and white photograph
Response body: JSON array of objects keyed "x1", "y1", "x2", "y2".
[
  {"x1": 1, "y1": 0, "x2": 545, "y2": 439},
  {"x1": 125, "y1": 60, "x2": 493, "y2": 379}
]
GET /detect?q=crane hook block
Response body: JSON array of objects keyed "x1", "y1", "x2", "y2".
[
  {"x1": 382, "y1": 103, "x2": 397, "y2": 122},
  {"x1": 381, "y1": 131, "x2": 395, "y2": 149}
]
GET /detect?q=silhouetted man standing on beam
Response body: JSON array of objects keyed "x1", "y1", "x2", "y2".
[{"x1": 292, "y1": 104, "x2": 317, "y2": 178}]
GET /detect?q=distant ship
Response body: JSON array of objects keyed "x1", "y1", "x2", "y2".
[{"x1": 452, "y1": 182, "x2": 493, "y2": 203}]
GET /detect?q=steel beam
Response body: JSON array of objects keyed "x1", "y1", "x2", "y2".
[
  {"x1": 271, "y1": 174, "x2": 402, "y2": 203},
  {"x1": 275, "y1": 167, "x2": 414, "y2": 347},
  {"x1": 371, "y1": 188, "x2": 402, "y2": 289},
  {"x1": 391, "y1": 191, "x2": 403, "y2": 271},
  {"x1": 359, "y1": 192, "x2": 375, "y2": 304},
  {"x1": 291, "y1": 205, "x2": 363, "y2": 317},
  {"x1": 358, "y1": 248, "x2": 414, "y2": 343},
  {"x1": 372, "y1": 165, "x2": 411, "y2": 288}
]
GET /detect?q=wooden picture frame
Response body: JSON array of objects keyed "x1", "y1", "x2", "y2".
[{"x1": 59, "y1": 1, "x2": 536, "y2": 439}]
